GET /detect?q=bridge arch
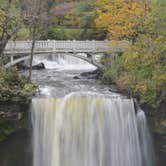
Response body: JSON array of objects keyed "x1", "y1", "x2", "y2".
[
  {"x1": 4, "y1": 53, "x2": 105, "y2": 70},
  {"x1": 5, "y1": 55, "x2": 30, "y2": 68},
  {"x1": 4, "y1": 40, "x2": 129, "y2": 70}
]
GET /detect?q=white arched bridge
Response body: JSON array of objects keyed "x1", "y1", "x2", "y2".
[{"x1": 4, "y1": 40, "x2": 129, "y2": 69}]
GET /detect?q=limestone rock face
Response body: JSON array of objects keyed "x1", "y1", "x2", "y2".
[
  {"x1": 143, "y1": 101, "x2": 166, "y2": 166},
  {"x1": 0, "y1": 103, "x2": 30, "y2": 141}
]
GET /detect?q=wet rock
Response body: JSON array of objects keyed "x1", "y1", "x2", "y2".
[
  {"x1": 0, "y1": 111, "x2": 23, "y2": 120},
  {"x1": 0, "y1": 103, "x2": 30, "y2": 142},
  {"x1": 142, "y1": 100, "x2": 166, "y2": 166},
  {"x1": 17, "y1": 62, "x2": 45, "y2": 70},
  {"x1": 81, "y1": 69, "x2": 99, "y2": 76},
  {"x1": 32, "y1": 63, "x2": 45, "y2": 70},
  {"x1": 17, "y1": 63, "x2": 29, "y2": 70},
  {"x1": 73, "y1": 76, "x2": 80, "y2": 79},
  {"x1": 80, "y1": 69, "x2": 101, "y2": 79}
]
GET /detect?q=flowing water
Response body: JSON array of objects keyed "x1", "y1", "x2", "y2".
[
  {"x1": 31, "y1": 93, "x2": 154, "y2": 166},
  {"x1": 30, "y1": 54, "x2": 155, "y2": 166},
  {"x1": 0, "y1": 54, "x2": 155, "y2": 166},
  {"x1": 28, "y1": 53, "x2": 97, "y2": 70}
]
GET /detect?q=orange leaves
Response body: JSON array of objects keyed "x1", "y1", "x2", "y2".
[{"x1": 95, "y1": 0, "x2": 145, "y2": 39}]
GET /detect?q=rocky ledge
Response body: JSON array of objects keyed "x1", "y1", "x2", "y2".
[
  {"x1": 0, "y1": 103, "x2": 30, "y2": 142},
  {"x1": 141, "y1": 101, "x2": 166, "y2": 166},
  {"x1": 17, "y1": 62, "x2": 45, "y2": 70},
  {"x1": 73, "y1": 69, "x2": 102, "y2": 80}
]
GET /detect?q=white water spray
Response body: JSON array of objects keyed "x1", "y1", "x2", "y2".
[
  {"x1": 31, "y1": 92, "x2": 154, "y2": 166},
  {"x1": 33, "y1": 54, "x2": 97, "y2": 70}
]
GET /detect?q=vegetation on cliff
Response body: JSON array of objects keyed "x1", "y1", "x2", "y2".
[
  {"x1": 101, "y1": 0, "x2": 166, "y2": 107},
  {"x1": 0, "y1": 67, "x2": 36, "y2": 103}
]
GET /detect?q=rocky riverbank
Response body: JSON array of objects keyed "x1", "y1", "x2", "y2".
[
  {"x1": 0, "y1": 66, "x2": 37, "y2": 141},
  {"x1": 142, "y1": 101, "x2": 166, "y2": 166},
  {"x1": 0, "y1": 103, "x2": 30, "y2": 141}
]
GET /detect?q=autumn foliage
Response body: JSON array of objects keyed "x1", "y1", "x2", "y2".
[{"x1": 95, "y1": 0, "x2": 145, "y2": 39}]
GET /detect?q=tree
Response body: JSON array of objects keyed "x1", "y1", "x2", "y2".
[
  {"x1": 104, "y1": 0, "x2": 166, "y2": 107},
  {"x1": 73, "y1": 0, "x2": 96, "y2": 39},
  {"x1": 21, "y1": 0, "x2": 51, "y2": 81},
  {"x1": 21, "y1": 0, "x2": 65, "y2": 81},
  {"x1": 95, "y1": 0, "x2": 145, "y2": 40},
  {"x1": 0, "y1": 0, "x2": 21, "y2": 64},
  {"x1": 39, "y1": 0, "x2": 56, "y2": 39}
]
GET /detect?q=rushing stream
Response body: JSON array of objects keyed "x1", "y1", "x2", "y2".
[{"x1": 0, "y1": 54, "x2": 155, "y2": 166}]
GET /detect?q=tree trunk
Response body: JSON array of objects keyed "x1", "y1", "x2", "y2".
[
  {"x1": 0, "y1": 39, "x2": 9, "y2": 66},
  {"x1": 81, "y1": 27, "x2": 88, "y2": 40}
]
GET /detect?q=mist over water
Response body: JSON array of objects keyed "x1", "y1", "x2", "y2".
[{"x1": 31, "y1": 93, "x2": 155, "y2": 166}]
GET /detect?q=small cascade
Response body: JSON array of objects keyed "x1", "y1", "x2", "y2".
[
  {"x1": 32, "y1": 53, "x2": 96, "y2": 70},
  {"x1": 31, "y1": 92, "x2": 154, "y2": 166},
  {"x1": 137, "y1": 109, "x2": 155, "y2": 166}
]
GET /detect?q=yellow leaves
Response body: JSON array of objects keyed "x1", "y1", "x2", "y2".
[
  {"x1": 0, "y1": 9, "x2": 6, "y2": 33},
  {"x1": 0, "y1": 9, "x2": 5, "y2": 23},
  {"x1": 135, "y1": 84, "x2": 148, "y2": 93},
  {"x1": 152, "y1": 68, "x2": 166, "y2": 89},
  {"x1": 95, "y1": 0, "x2": 145, "y2": 39}
]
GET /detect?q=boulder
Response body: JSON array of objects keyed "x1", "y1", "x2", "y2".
[
  {"x1": 80, "y1": 69, "x2": 101, "y2": 79},
  {"x1": 17, "y1": 62, "x2": 45, "y2": 70},
  {"x1": 73, "y1": 76, "x2": 80, "y2": 79},
  {"x1": 32, "y1": 63, "x2": 45, "y2": 70}
]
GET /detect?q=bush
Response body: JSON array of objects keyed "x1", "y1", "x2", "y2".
[
  {"x1": 48, "y1": 26, "x2": 84, "y2": 40},
  {"x1": 0, "y1": 67, "x2": 37, "y2": 103},
  {"x1": 48, "y1": 27, "x2": 67, "y2": 40}
]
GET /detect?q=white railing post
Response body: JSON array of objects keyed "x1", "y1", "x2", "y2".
[
  {"x1": 10, "y1": 56, "x2": 14, "y2": 63},
  {"x1": 53, "y1": 40, "x2": 56, "y2": 52},
  {"x1": 92, "y1": 40, "x2": 96, "y2": 52},
  {"x1": 73, "y1": 40, "x2": 76, "y2": 52}
]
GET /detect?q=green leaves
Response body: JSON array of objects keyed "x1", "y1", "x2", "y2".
[
  {"x1": 73, "y1": 1, "x2": 96, "y2": 28},
  {"x1": 0, "y1": 67, "x2": 37, "y2": 103},
  {"x1": 104, "y1": 0, "x2": 166, "y2": 107}
]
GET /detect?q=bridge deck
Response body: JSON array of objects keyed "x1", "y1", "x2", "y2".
[
  {"x1": 5, "y1": 40, "x2": 128, "y2": 55},
  {"x1": 4, "y1": 40, "x2": 130, "y2": 69}
]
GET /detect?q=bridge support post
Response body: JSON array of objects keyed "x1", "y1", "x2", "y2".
[
  {"x1": 10, "y1": 56, "x2": 14, "y2": 63},
  {"x1": 53, "y1": 40, "x2": 56, "y2": 52},
  {"x1": 92, "y1": 40, "x2": 96, "y2": 52}
]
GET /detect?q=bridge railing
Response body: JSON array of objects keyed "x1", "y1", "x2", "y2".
[
  {"x1": 6, "y1": 40, "x2": 53, "y2": 50},
  {"x1": 5, "y1": 40, "x2": 130, "y2": 55},
  {"x1": 5, "y1": 40, "x2": 111, "y2": 53}
]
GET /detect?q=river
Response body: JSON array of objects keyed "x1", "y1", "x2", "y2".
[{"x1": 0, "y1": 54, "x2": 155, "y2": 166}]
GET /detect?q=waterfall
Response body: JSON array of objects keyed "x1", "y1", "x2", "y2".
[
  {"x1": 31, "y1": 92, "x2": 154, "y2": 166},
  {"x1": 32, "y1": 54, "x2": 96, "y2": 70}
]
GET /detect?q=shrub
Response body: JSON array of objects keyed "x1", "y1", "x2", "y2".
[
  {"x1": 48, "y1": 27, "x2": 67, "y2": 40},
  {"x1": 0, "y1": 67, "x2": 37, "y2": 103}
]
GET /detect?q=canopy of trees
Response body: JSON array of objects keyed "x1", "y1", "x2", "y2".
[
  {"x1": 95, "y1": 0, "x2": 145, "y2": 40},
  {"x1": 104, "y1": 0, "x2": 166, "y2": 107},
  {"x1": 0, "y1": 0, "x2": 21, "y2": 59}
]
